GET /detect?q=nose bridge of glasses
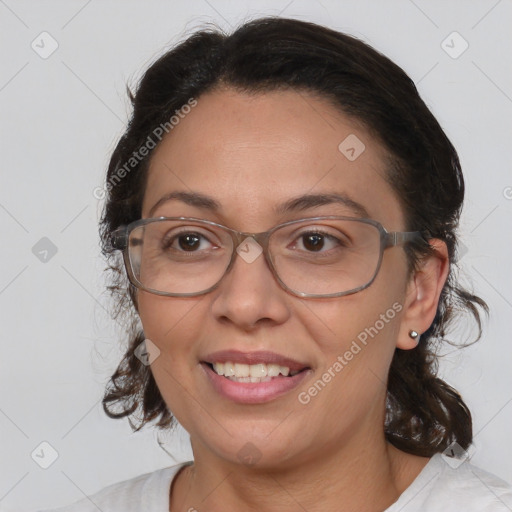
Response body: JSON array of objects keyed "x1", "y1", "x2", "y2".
[
  {"x1": 226, "y1": 229, "x2": 275, "y2": 282},
  {"x1": 230, "y1": 229, "x2": 271, "y2": 251}
]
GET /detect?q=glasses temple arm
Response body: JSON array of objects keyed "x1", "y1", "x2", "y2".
[{"x1": 386, "y1": 231, "x2": 428, "y2": 248}]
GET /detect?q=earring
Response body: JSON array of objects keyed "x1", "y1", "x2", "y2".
[{"x1": 409, "y1": 330, "x2": 420, "y2": 340}]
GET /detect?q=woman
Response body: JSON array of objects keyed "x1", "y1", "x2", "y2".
[{"x1": 44, "y1": 16, "x2": 512, "y2": 512}]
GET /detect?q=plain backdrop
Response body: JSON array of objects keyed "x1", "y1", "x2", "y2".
[{"x1": 1, "y1": 1, "x2": 511, "y2": 510}]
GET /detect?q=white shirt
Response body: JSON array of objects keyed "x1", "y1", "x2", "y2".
[{"x1": 40, "y1": 454, "x2": 512, "y2": 511}]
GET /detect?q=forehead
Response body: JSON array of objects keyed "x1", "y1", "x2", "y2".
[{"x1": 142, "y1": 88, "x2": 405, "y2": 230}]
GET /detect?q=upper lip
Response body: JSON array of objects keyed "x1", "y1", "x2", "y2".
[{"x1": 202, "y1": 350, "x2": 310, "y2": 372}]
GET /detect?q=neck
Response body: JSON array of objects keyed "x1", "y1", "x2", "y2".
[{"x1": 170, "y1": 426, "x2": 430, "y2": 512}]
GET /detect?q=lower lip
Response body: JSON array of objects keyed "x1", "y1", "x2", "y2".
[{"x1": 201, "y1": 363, "x2": 311, "y2": 404}]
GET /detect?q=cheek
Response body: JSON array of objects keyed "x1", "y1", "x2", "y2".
[
  {"x1": 138, "y1": 292, "x2": 203, "y2": 343},
  {"x1": 137, "y1": 293, "x2": 209, "y2": 426},
  {"x1": 300, "y1": 290, "x2": 403, "y2": 355},
  {"x1": 298, "y1": 259, "x2": 407, "y2": 391},
  {"x1": 295, "y1": 295, "x2": 403, "y2": 432},
  {"x1": 137, "y1": 294, "x2": 204, "y2": 381}
]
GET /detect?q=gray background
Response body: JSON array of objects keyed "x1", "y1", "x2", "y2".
[{"x1": 1, "y1": 0, "x2": 511, "y2": 510}]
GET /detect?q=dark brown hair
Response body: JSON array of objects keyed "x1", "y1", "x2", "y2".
[{"x1": 99, "y1": 17, "x2": 487, "y2": 457}]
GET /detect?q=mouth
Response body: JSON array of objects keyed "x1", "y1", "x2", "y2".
[
  {"x1": 200, "y1": 350, "x2": 312, "y2": 403},
  {"x1": 204, "y1": 361, "x2": 304, "y2": 382}
]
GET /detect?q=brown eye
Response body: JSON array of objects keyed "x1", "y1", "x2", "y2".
[
  {"x1": 162, "y1": 231, "x2": 209, "y2": 252},
  {"x1": 301, "y1": 233, "x2": 325, "y2": 252},
  {"x1": 177, "y1": 234, "x2": 201, "y2": 251},
  {"x1": 294, "y1": 230, "x2": 343, "y2": 253}
]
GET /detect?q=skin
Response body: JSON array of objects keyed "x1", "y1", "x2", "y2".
[{"x1": 135, "y1": 88, "x2": 449, "y2": 512}]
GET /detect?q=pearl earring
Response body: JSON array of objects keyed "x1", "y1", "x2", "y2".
[{"x1": 409, "y1": 330, "x2": 420, "y2": 340}]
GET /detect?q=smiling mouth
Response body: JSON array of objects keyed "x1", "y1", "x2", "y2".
[{"x1": 204, "y1": 361, "x2": 308, "y2": 383}]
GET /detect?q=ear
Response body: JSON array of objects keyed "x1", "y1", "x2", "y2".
[{"x1": 397, "y1": 239, "x2": 449, "y2": 350}]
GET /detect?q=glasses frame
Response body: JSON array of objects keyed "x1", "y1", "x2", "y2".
[{"x1": 111, "y1": 216, "x2": 426, "y2": 299}]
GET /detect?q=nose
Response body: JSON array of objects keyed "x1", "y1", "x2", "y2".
[{"x1": 210, "y1": 238, "x2": 290, "y2": 331}]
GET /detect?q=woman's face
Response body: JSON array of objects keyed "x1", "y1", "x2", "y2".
[{"x1": 138, "y1": 88, "x2": 413, "y2": 469}]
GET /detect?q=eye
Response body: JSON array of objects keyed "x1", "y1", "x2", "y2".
[
  {"x1": 162, "y1": 229, "x2": 215, "y2": 252},
  {"x1": 293, "y1": 230, "x2": 345, "y2": 253}
]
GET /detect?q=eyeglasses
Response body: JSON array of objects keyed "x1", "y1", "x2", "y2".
[{"x1": 111, "y1": 216, "x2": 425, "y2": 298}]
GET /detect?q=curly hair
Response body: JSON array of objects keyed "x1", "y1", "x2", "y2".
[{"x1": 99, "y1": 17, "x2": 487, "y2": 456}]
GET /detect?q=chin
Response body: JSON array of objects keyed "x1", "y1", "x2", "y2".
[{"x1": 190, "y1": 422, "x2": 310, "y2": 470}]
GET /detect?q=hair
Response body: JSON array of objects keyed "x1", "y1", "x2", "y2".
[{"x1": 99, "y1": 17, "x2": 487, "y2": 457}]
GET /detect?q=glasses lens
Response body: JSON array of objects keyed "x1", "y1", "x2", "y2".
[
  {"x1": 270, "y1": 218, "x2": 382, "y2": 296},
  {"x1": 128, "y1": 219, "x2": 233, "y2": 295}
]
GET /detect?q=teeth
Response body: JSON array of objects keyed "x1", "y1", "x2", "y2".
[
  {"x1": 250, "y1": 363, "x2": 266, "y2": 378},
  {"x1": 267, "y1": 364, "x2": 281, "y2": 377},
  {"x1": 234, "y1": 363, "x2": 249, "y2": 377},
  {"x1": 211, "y1": 362, "x2": 298, "y2": 379},
  {"x1": 224, "y1": 361, "x2": 235, "y2": 377}
]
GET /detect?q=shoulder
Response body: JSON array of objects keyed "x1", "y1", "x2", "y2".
[
  {"x1": 388, "y1": 453, "x2": 512, "y2": 511},
  {"x1": 37, "y1": 462, "x2": 190, "y2": 512}
]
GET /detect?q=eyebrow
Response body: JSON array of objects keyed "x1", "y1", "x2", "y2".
[{"x1": 148, "y1": 191, "x2": 370, "y2": 219}]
